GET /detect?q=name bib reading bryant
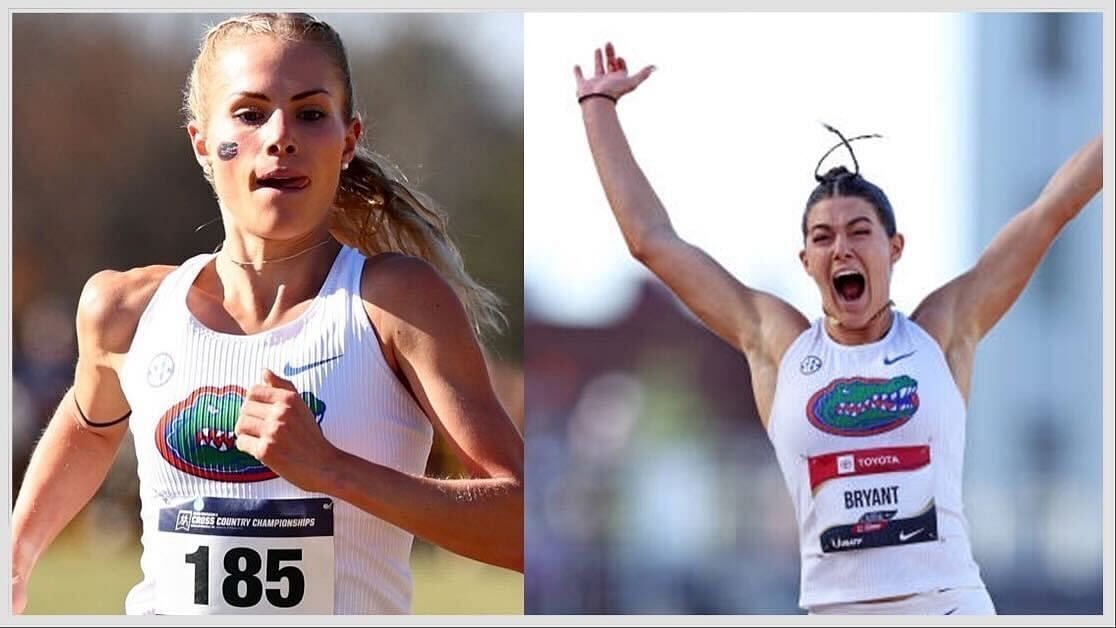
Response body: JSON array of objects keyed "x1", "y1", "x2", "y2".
[
  {"x1": 808, "y1": 445, "x2": 939, "y2": 553},
  {"x1": 154, "y1": 497, "x2": 334, "y2": 614}
]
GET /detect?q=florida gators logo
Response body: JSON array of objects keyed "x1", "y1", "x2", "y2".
[
  {"x1": 155, "y1": 385, "x2": 327, "y2": 482},
  {"x1": 807, "y1": 376, "x2": 919, "y2": 436}
]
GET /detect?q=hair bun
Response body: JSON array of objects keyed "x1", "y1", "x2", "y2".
[{"x1": 817, "y1": 165, "x2": 854, "y2": 183}]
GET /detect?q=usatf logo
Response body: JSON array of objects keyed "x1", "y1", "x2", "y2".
[
  {"x1": 806, "y1": 376, "x2": 919, "y2": 436},
  {"x1": 155, "y1": 385, "x2": 327, "y2": 482}
]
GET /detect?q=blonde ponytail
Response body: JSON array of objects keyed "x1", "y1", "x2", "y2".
[{"x1": 331, "y1": 147, "x2": 505, "y2": 336}]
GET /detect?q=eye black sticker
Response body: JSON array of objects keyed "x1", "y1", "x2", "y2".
[{"x1": 217, "y1": 142, "x2": 239, "y2": 160}]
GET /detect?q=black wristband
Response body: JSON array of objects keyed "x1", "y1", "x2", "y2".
[{"x1": 578, "y1": 92, "x2": 618, "y2": 105}]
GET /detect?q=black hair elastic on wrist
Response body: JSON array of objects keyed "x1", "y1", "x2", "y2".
[
  {"x1": 578, "y1": 92, "x2": 618, "y2": 105},
  {"x1": 73, "y1": 392, "x2": 131, "y2": 428}
]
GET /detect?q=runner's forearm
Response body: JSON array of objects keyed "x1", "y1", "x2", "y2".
[
  {"x1": 323, "y1": 450, "x2": 523, "y2": 572},
  {"x1": 11, "y1": 389, "x2": 127, "y2": 577}
]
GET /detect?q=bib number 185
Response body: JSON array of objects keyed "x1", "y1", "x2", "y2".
[
  {"x1": 184, "y1": 545, "x2": 305, "y2": 608},
  {"x1": 156, "y1": 497, "x2": 334, "y2": 614}
]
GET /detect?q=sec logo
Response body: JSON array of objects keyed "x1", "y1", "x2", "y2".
[{"x1": 800, "y1": 355, "x2": 822, "y2": 375}]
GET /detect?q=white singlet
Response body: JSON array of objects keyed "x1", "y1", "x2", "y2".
[
  {"x1": 118, "y1": 246, "x2": 434, "y2": 614},
  {"x1": 810, "y1": 586, "x2": 996, "y2": 615},
  {"x1": 767, "y1": 312, "x2": 987, "y2": 611}
]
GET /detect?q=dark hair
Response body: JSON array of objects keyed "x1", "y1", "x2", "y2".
[{"x1": 802, "y1": 125, "x2": 896, "y2": 239}]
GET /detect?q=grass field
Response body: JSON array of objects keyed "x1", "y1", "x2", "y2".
[{"x1": 24, "y1": 525, "x2": 523, "y2": 615}]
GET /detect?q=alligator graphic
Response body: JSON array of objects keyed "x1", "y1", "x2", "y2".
[
  {"x1": 807, "y1": 376, "x2": 919, "y2": 436},
  {"x1": 156, "y1": 385, "x2": 326, "y2": 482}
]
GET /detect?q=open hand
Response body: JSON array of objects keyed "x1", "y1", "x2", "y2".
[
  {"x1": 574, "y1": 42, "x2": 655, "y2": 102},
  {"x1": 235, "y1": 369, "x2": 338, "y2": 493}
]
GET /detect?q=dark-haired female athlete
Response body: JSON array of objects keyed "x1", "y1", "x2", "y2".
[{"x1": 574, "y1": 43, "x2": 1102, "y2": 614}]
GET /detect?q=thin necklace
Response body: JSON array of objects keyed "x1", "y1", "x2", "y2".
[
  {"x1": 825, "y1": 299, "x2": 895, "y2": 331},
  {"x1": 221, "y1": 237, "x2": 335, "y2": 267}
]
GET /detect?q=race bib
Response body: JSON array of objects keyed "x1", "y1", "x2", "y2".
[
  {"x1": 153, "y1": 497, "x2": 335, "y2": 614},
  {"x1": 808, "y1": 445, "x2": 938, "y2": 553}
]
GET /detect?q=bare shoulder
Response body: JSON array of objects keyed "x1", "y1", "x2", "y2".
[
  {"x1": 78, "y1": 264, "x2": 177, "y2": 355},
  {"x1": 359, "y1": 253, "x2": 474, "y2": 373},
  {"x1": 909, "y1": 269, "x2": 978, "y2": 353},
  {"x1": 753, "y1": 291, "x2": 811, "y2": 362},
  {"x1": 360, "y1": 253, "x2": 464, "y2": 320}
]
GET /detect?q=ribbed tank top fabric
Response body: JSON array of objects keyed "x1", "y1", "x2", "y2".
[
  {"x1": 119, "y1": 246, "x2": 433, "y2": 614},
  {"x1": 766, "y1": 312, "x2": 983, "y2": 609}
]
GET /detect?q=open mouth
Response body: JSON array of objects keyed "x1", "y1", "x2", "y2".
[
  {"x1": 255, "y1": 175, "x2": 310, "y2": 191},
  {"x1": 833, "y1": 270, "x2": 866, "y2": 303}
]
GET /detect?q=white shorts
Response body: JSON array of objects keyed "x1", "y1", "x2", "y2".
[{"x1": 809, "y1": 587, "x2": 997, "y2": 615}]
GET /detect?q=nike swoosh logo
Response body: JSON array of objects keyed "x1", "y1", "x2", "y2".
[
  {"x1": 898, "y1": 527, "x2": 924, "y2": 542},
  {"x1": 883, "y1": 350, "x2": 917, "y2": 365},
  {"x1": 283, "y1": 354, "x2": 344, "y2": 377},
  {"x1": 944, "y1": 607, "x2": 959, "y2": 615}
]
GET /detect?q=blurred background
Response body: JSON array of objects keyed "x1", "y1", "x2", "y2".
[
  {"x1": 10, "y1": 12, "x2": 523, "y2": 614},
  {"x1": 524, "y1": 13, "x2": 1105, "y2": 614}
]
